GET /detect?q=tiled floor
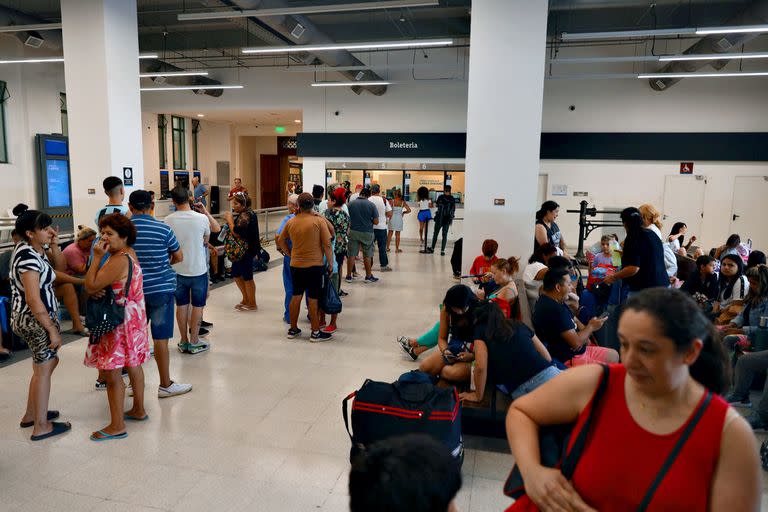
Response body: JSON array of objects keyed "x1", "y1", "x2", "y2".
[
  {"x1": 3, "y1": 244, "x2": 768, "y2": 511},
  {"x1": 0, "y1": 245, "x2": 516, "y2": 512}
]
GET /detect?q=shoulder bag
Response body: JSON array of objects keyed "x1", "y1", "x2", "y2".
[{"x1": 86, "y1": 254, "x2": 133, "y2": 343}]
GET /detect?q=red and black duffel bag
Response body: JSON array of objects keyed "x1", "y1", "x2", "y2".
[{"x1": 342, "y1": 370, "x2": 463, "y2": 465}]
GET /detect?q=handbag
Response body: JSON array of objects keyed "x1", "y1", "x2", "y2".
[
  {"x1": 505, "y1": 370, "x2": 713, "y2": 512},
  {"x1": 224, "y1": 230, "x2": 248, "y2": 262},
  {"x1": 85, "y1": 254, "x2": 133, "y2": 343},
  {"x1": 320, "y1": 273, "x2": 342, "y2": 314}
]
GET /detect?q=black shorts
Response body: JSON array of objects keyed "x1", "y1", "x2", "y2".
[{"x1": 290, "y1": 265, "x2": 325, "y2": 300}]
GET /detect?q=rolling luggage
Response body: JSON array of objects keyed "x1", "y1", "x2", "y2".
[{"x1": 342, "y1": 370, "x2": 463, "y2": 464}]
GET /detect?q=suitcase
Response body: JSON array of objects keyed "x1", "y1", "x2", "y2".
[{"x1": 342, "y1": 370, "x2": 463, "y2": 465}]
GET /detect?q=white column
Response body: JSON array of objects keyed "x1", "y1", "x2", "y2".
[
  {"x1": 61, "y1": 0, "x2": 144, "y2": 228},
  {"x1": 462, "y1": 0, "x2": 548, "y2": 272},
  {"x1": 302, "y1": 159, "x2": 326, "y2": 194}
]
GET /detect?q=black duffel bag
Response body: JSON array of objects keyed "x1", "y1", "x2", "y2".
[{"x1": 342, "y1": 370, "x2": 463, "y2": 465}]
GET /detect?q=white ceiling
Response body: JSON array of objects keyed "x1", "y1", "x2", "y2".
[{"x1": 171, "y1": 108, "x2": 302, "y2": 126}]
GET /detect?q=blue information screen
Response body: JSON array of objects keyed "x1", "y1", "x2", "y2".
[
  {"x1": 46, "y1": 159, "x2": 71, "y2": 207},
  {"x1": 44, "y1": 139, "x2": 68, "y2": 156}
]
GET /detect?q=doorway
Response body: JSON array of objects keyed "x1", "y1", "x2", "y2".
[
  {"x1": 662, "y1": 175, "x2": 706, "y2": 240},
  {"x1": 730, "y1": 176, "x2": 768, "y2": 251},
  {"x1": 260, "y1": 154, "x2": 280, "y2": 208}
]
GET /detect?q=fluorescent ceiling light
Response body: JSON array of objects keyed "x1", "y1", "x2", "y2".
[
  {"x1": 139, "y1": 71, "x2": 209, "y2": 77},
  {"x1": 243, "y1": 38, "x2": 453, "y2": 54},
  {"x1": 139, "y1": 54, "x2": 159, "y2": 59},
  {"x1": 696, "y1": 24, "x2": 768, "y2": 35},
  {"x1": 638, "y1": 71, "x2": 768, "y2": 79},
  {"x1": 178, "y1": 0, "x2": 439, "y2": 20},
  {"x1": 562, "y1": 24, "x2": 768, "y2": 41},
  {"x1": 0, "y1": 57, "x2": 64, "y2": 64},
  {"x1": 140, "y1": 85, "x2": 244, "y2": 91},
  {"x1": 0, "y1": 23, "x2": 62, "y2": 33},
  {"x1": 550, "y1": 52, "x2": 768, "y2": 64},
  {"x1": 294, "y1": 119, "x2": 301, "y2": 123},
  {"x1": 197, "y1": 114, "x2": 205, "y2": 117},
  {"x1": 311, "y1": 81, "x2": 392, "y2": 87}
]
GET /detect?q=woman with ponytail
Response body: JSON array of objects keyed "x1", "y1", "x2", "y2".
[
  {"x1": 604, "y1": 207, "x2": 669, "y2": 295},
  {"x1": 534, "y1": 201, "x2": 571, "y2": 259},
  {"x1": 479, "y1": 256, "x2": 520, "y2": 320},
  {"x1": 507, "y1": 287, "x2": 759, "y2": 511}
]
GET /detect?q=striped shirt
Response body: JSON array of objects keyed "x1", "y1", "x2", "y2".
[
  {"x1": 11, "y1": 242, "x2": 57, "y2": 320},
  {"x1": 131, "y1": 214, "x2": 180, "y2": 296}
]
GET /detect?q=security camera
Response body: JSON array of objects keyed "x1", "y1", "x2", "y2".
[{"x1": 569, "y1": 105, "x2": 576, "y2": 111}]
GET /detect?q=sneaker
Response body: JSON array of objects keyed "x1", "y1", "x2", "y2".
[
  {"x1": 198, "y1": 327, "x2": 210, "y2": 337},
  {"x1": 426, "y1": 248, "x2": 434, "y2": 253},
  {"x1": 322, "y1": 325, "x2": 337, "y2": 334},
  {"x1": 187, "y1": 341, "x2": 210, "y2": 355},
  {"x1": 200, "y1": 320, "x2": 213, "y2": 328},
  {"x1": 345, "y1": 276, "x2": 354, "y2": 283},
  {"x1": 747, "y1": 412, "x2": 768, "y2": 432},
  {"x1": 286, "y1": 328, "x2": 302, "y2": 339},
  {"x1": 724, "y1": 393, "x2": 752, "y2": 408},
  {"x1": 364, "y1": 275, "x2": 379, "y2": 283},
  {"x1": 177, "y1": 342, "x2": 190, "y2": 354},
  {"x1": 310, "y1": 330, "x2": 333, "y2": 342},
  {"x1": 158, "y1": 381, "x2": 193, "y2": 398},
  {"x1": 397, "y1": 336, "x2": 418, "y2": 361},
  {"x1": 94, "y1": 380, "x2": 107, "y2": 391},
  {"x1": 380, "y1": 266, "x2": 393, "y2": 272},
  {"x1": 339, "y1": 290, "x2": 349, "y2": 297}
]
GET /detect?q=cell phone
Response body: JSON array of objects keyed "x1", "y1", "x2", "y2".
[{"x1": 599, "y1": 312, "x2": 610, "y2": 321}]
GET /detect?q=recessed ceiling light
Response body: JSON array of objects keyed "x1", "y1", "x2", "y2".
[
  {"x1": 294, "y1": 119, "x2": 301, "y2": 123},
  {"x1": 197, "y1": 114, "x2": 205, "y2": 117}
]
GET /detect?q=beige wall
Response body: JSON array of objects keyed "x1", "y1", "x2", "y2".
[{"x1": 236, "y1": 136, "x2": 277, "y2": 210}]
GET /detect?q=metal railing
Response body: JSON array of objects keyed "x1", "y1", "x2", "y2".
[{"x1": 211, "y1": 206, "x2": 289, "y2": 244}]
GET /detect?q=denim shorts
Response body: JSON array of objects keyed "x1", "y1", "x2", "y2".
[
  {"x1": 175, "y1": 273, "x2": 209, "y2": 307},
  {"x1": 508, "y1": 365, "x2": 562, "y2": 400},
  {"x1": 144, "y1": 292, "x2": 175, "y2": 340}
]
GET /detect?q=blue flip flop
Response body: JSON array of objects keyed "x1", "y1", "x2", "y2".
[
  {"x1": 90, "y1": 430, "x2": 128, "y2": 442},
  {"x1": 124, "y1": 413, "x2": 149, "y2": 422}
]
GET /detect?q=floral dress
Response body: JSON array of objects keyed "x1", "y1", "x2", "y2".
[
  {"x1": 84, "y1": 255, "x2": 150, "y2": 370},
  {"x1": 324, "y1": 208, "x2": 350, "y2": 256}
]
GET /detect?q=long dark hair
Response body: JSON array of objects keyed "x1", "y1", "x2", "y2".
[
  {"x1": 621, "y1": 207, "x2": 644, "y2": 249},
  {"x1": 669, "y1": 222, "x2": 687, "y2": 247},
  {"x1": 15, "y1": 209, "x2": 53, "y2": 241},
  {"x1": 718, "y1": 254, "x2": 745, "y2": 301},
  {"x1": 624, "y1": 288, "x2": 728, "y2": 393},
  {"x1": 536, "y1": 200, "x2": 559, "y2": 222},
  {"x1": 745, "y1": 265, "x2": 768, "y2": 305},
  {"x1": 725, "y1": 233, "x2": 741, "y2": 249},
  {"x1": 443, "y1": 285, "x2": 481, "y2": 336},
  {"x1": 529, "y1": 242, "x2": 557, "y2": 264},
  {"x1": 747, "y1": 251, "x2": 766, "y2": 270},
  {"x1": 416, "y1": 186, "x2": 429, "y2": 201}
]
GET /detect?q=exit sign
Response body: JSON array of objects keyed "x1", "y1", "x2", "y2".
[{"x1": 680, "y1": 162, "x2": 694, "y2": 174}]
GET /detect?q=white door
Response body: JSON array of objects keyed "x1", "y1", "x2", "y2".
[
  {"x1": 537, "y1": 174, "x2": 548, "y2": 206},
  {"x1": 730, "y1": 176, "x2": 768, "y2": 251},
  {"x1": 662, "y1": 175, "x2": 706, "y2": 240}
]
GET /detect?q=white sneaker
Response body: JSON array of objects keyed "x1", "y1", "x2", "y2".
[{"x1": 158, "y1": 381, "x2": 193, "y2": 398}]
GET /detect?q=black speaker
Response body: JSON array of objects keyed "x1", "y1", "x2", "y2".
[{"x1": 209, "y1": 185, "x2": 220, "y2": 214}]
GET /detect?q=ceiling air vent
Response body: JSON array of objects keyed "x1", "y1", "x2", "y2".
[
  {"x1": 716, "y1": 37, "x2": 733, "y2": 51},
  {"x1": 355, "y1": 71, "x2": 365, "y2": 81},
  {"x1": 654, "y1": 80, "x2": 666, "y2": 90},
  {"x1": 152, "y1": 76, "x2": 167, "y2": 85},
  {"x1": 24, "y1": 32, "x2": 44, "y2": 48},
  {"x1": 290, "y1": 23, "x2": 306, "y2": 39}
]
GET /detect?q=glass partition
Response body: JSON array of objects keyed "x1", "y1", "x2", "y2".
[
  {"x1": 407, "y1": 171, "x2": 445, "y2": 202},
  {"x1": 368, "y1": 170, "x2": 403, "y2": 199},
  {"x1": 329, "y1": 170, "x2": 364, "y2": 193}
]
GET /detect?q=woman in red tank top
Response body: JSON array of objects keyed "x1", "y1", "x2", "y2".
[{"x1": 507, "y1": 288, "x2": 761, "y2": 511}]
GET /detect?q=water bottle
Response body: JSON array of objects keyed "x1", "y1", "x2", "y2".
[{"x1": 755, "y1": 316, "x2": 768, "y2": 352}]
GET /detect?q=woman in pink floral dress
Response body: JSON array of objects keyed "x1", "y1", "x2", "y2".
[{"x1": 84, "y1": 213, "x2": 150, "y2": 441}]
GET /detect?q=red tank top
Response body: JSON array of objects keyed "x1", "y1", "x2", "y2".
[{"x1": 569, "y1": 364, "x2": 728, "y2": 511}]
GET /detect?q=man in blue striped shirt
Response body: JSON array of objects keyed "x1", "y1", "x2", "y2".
[{"x1": 129, "y1": 190, "x2": 192, "y2": 398}]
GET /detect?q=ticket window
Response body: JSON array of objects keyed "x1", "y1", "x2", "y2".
[
  {"x1": 446, "y1": 172, "x2": 465, "y2": 206},
  {"x1": 330, "y1": 170, "x2": 364, "y2": 193},
  {"x1": 407, "y1": 171, "x2": 445, "y2": 203},
  {"x1": 368, "y1": 170, "x2": 403, "y2": 199}
]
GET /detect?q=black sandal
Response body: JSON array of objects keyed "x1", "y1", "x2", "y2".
[
  {"x1": 30, "y1": 421, "x2": 71, "y2": 441},
  {"x1": 20, "y1": 410, "x2": 60, "y2": 428}
]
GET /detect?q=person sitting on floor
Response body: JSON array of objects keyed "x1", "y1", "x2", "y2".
[
  {"x1": 458, "y1": 300, "x2": 557, "y2": 403},
  {"x1": 715, "y1": 233, "x2": 741, "y2": 261},
  {"x1": 349, "y1": 434, "x2": 462, "y2": 512},
  {"x1": 417, "y1": 285, "x2": 484, "y2": 386},
  {"x1": 713, "y1": 254, "x2": 749, "y2": 325},
  {"x1": 723, "y1": 264, "x2": 768, "y2": 352},
  {"x1": 532, "y1": 267, "x2": 619, "y2": 367},
  {"x1": 681, "y1": 255, "x2": 720, "y2": 303}
]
